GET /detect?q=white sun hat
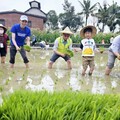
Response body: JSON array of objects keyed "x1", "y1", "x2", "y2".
[
  {"x1": 60, "y1": 26, "x2": 73, "y2": 35},
  {"x1": 20, "y1": 15, "x2": 28, "y2": 21}
]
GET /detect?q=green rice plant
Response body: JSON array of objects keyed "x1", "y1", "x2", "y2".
[
  {"x1": 99, "y1": 46, "x2": 105, "y2": 53},
  {"x1": 7, "y1": 40, "x2": 10, "y2": 46},
  {"x1": 0, "y1": 90, "x2": 120, "y2": 120},
  {"x1": 23, "y1": 45, "x2": 31, "y2": 52},
  {"x1": 5, "y1": 79, "x2": 9, "y2": 85},
  {"x1": 65, "y1": 50, "x2": 74, "y2": 57},
  {"x1": 0, "y1": 86, "x2": 3, "y2": 92}
]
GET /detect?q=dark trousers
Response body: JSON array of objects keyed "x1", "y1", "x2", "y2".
[{"x1": 9, "y1": 46, "x2": 29, "y2": 64}]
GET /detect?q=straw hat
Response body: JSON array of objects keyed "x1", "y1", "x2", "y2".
[
  {"x1": 60, "y1": 26, "x2": 73, "y2": 35},
  {"x1": 80, "y1": 25, "x2": 97, "y2": 38},
  {"x1": 0, "y1": 24, "x2": 7, "y2": 33}
]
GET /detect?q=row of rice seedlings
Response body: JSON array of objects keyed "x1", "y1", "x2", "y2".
[{"x1": 0, "y1": 90, "x2": 120, "y2": 120}]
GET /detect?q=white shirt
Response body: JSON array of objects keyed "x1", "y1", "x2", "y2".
[{"x1": 81, "y1": 38, "x2": 96, "y2": 56}]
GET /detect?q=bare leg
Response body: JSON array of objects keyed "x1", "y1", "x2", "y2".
[
  {"x1": 10, "y1": 63, "x2": 14, "y2": 68},
  {"x1": 89, "y1": 67, "x2": 94, "y2": 76},
  {"x1": 25, "y1": 63, "x2": 29, "y2": 68},
  {"x1": 82, "y1": 69, "x2": 87, "y2": 76},
  {"x1": 105, "y1": 66, "x2": 112, "y2": 75},
  {"x1": 48, "y1": 61, "x2": 53, "y2": 69},
  {"x1": 67, "y1": 60, "x2": 72, "y2": 69},
  {"x1": 1, "y1": 57, "x2": 5, "y2": 64}
]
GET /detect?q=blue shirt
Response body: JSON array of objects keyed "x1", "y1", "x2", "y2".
[
  {"x1": 10, "y1": 24, "x2": 31, "y2": 46},
  {"x1": 110, "y1": 35, "x2": 120, "y2": 53}
]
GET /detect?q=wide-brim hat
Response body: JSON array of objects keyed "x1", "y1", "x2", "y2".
[
  {"x1": 60, "y1": 26, "x2": 73, "y2": 35},
  {"x1": 0, "y1": 24, "x2": 7, "y2": 33},
  {"x1": 80, "y1": 25, "x2": 97, "y2": 38}
]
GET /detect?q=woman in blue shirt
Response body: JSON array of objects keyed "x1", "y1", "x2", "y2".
[{"x1": 9, "y1": 15, "x2": 31, "y2": 68}]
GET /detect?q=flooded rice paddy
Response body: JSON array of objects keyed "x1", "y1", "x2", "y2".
[{"x1": 0, "y1": 48, "x2": 120, "y2": 95}]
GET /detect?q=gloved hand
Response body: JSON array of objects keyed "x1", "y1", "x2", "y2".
[{"x1": 117, "y1": 54, "x2": 120, "y2": 60}]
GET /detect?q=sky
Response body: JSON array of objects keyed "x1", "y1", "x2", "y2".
[
  {"x1": 0, "y1": 0, "x2": 119, "y2": 14},
  {"x1": 0, "y1": 0, "x2": 119, "y2": 32}
]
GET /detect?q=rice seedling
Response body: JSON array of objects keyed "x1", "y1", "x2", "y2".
[
  {"x1": 0, "y1": 86, "x2": 3, "y2": 92},
  {"x1": 99, "y1": 46, "x2": 105, "y2": 53},
  {"x1": 0, "y1": 90, "x2": 120, "y2": 120}
]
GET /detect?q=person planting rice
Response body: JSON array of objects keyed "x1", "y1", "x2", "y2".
[
  {"x1": 105, "y1": 35, "x2": 120, "y2": 75},
  {"x1": 9, "y1": 15, "x2": 31, "y2": 68},
  {"x1": 48, "y1": 26, "x2": 73, "y2": 69},
  {"x1": 75, "y1": 25, "x2": 98, "y2": 76},
  {"x1": 0, "y1": 24, "x2": 9, "y2": 64}
]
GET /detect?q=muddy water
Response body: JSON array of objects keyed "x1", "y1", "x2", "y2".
[{"x1": 0, "y1": 48, "x2": 120, "y2": 95}]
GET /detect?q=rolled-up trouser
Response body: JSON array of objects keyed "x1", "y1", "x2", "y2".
[
  {"x1": 82, "y1": 56, "x2": 95, "y2": 70},
  {"x1": 50, "y1": 53, "x2": 70, "y2": 62},
  {"x1": 9, "y1": 45, "x2": 29, "y2": 64},
  {"x1": 106, "y1": 50, "x2": 117, "y2": 69}
]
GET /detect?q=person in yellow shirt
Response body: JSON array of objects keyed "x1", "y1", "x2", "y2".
[{"x1": 48, "y1": 27, "x2": 73, "y2": 69}]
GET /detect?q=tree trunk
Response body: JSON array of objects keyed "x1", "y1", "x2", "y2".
[{"x1": 85, "y1": 16, "x2": 88, "y2": 26}]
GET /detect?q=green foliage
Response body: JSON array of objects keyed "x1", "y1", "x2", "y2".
[
  {"x1": 6, "y1": 28, "x2": 117, "y2": 44},
  {"x1": 93, "y1": 32, "x2": 116, "y2": 44},
  {"x1": 78, "y1": 0, "x2": 97, "y2": 26},
  {"x1": 59, "y1": 0, "x2": 83, "y2": 32},
  {"x1": 31, "y1": 30, "x2": 116, "y2": 44},
  {"x1": 47, "y1": 10, "x2": 59, "y2": 30},
  {"x1": 32, "y1": 30, "x2": 60, "y2": 43},
  {"x1": 1, "y1": 90, "x2": 120, "y2": 120}
]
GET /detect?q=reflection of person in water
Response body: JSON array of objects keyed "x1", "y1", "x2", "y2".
[{"x1": 31, "y1": 34, "x2": 37, "y2": 46}]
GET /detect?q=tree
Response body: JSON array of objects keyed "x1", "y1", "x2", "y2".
[
  {"x1": 107, "y1": 2, "x2": 120, "y2": 32},
  {"x1": 59, "y1": 0, "x2": 83, "y2": 32},
  {"x1": 46, "y1": 10, "x2": 59, "y2": 30},
  {"x1": 94, "y1": 2, "x2": 109, "y2": 32},
  {"x1": 78, "y1": 0, "x2": 97, "y2": 26}
]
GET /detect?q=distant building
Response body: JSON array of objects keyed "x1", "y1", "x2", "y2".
[{"x1": 0, "y1": 0, "x2": 47, "y2": 30}]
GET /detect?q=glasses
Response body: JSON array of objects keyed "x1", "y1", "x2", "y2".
[
  {"x1": 63, "y1": 34, "x2": 70, "y2": 37},
  {"x1": 22, "y1": 20, "x2": 28, "y2": 23}
]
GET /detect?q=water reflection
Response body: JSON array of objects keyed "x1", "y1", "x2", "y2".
[
  {"x1": 92, "y1": 80, "x2": 106, "y2": 94},
  {"x1": 69, "y1": 70, "x2": 81, "y2": 91},
  {"x1": 25, "y1": 75, "x2": 54, "y2": 92},
  {"x1": 0, "y1": 49, "x2": 119, "y2": 94},
  {"x1": 55, "y1": 69, "x2": 65, "y2": 79}
]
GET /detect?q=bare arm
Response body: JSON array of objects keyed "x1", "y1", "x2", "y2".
[
  {"x1": 11, "y1": 33, "x2": 20, "y2": 50},
  {"x1": 26, "y1": 36, "x2": 30, "y2": 46}
]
